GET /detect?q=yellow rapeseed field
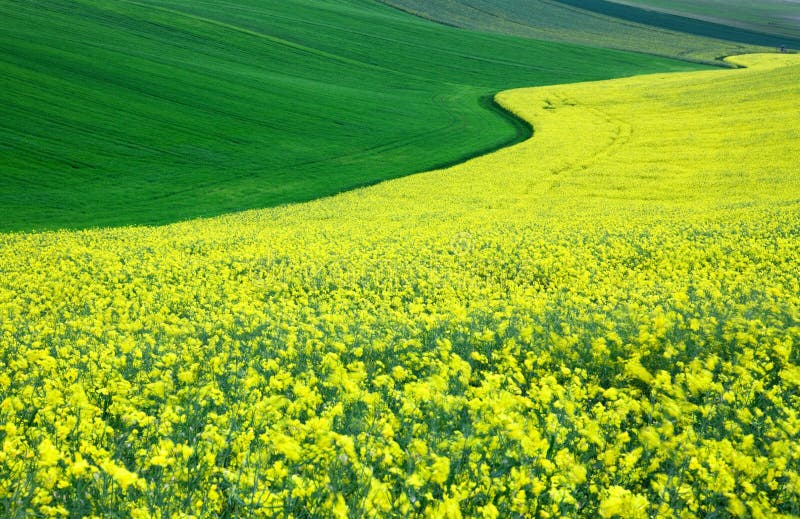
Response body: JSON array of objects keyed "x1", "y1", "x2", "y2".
[{"x1": 1, "y1": 54, "x2": 799, "y2": 517}]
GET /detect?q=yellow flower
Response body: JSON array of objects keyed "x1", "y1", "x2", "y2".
[
  {"x1": 38, "y1": 438, "x2": 60, "y2": 467},
  {"x1": 100, "y1": 460, "x2": 142, "y2": 491},
  {"x1": 624, "y1": 357, "x2": 653, "y2": 385},
  {"x1": 332, "y1": 494, "x2": 348, "y2": 519},
  {"x1": 431, "y1": 455, "x2": 450, "y2": 486},
  {"x1": 779, "y1": 366, "x2": 800, "y2": 387},
  {"x1": 68, "y1": 453, "x2": 92, "y2": 477},
  {"x1": 599, "y1": 486, "x2": 649, "y2": 518},
  {"x1": 433, "y1": 495, "x2": 462, "y2": 519},
  {"x1": 480, "y1": 503, "x2": 499, "y2": 519}
]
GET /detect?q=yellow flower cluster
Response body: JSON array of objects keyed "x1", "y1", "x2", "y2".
[{"x1": 1, "y1": 54, "x2": 799, "y2": 517}]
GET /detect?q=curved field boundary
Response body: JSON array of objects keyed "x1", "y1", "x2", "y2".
[
  {"x1": 0, "y1": 0, "x2": 700, "y2": 233},
  {"x1": 554, "y1": 0, "x2": 800, "y2": 50},
  {"x1": 1, "y1": 55, "x2": 799, "y2": 517},
  {"x1": 412, "y1": 95, "x2": 534, "y2": 176}
]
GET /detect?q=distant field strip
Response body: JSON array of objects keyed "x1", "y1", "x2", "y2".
[
  {"x1": 379, "y1": 0, "x2": 771, "y2": 62},
  {"x1": 1, "y1": 55, "x2": 799, "y2": 517},
  {"x1": 555, "y1": 0, "x2": 800, "y2": 49},
  {"x1": 605, "y1": 0, "x2": 800, "y2": 40}
]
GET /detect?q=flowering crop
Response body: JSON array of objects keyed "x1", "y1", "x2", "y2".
[{"x1": 1, "y1": 54, "x2": 799, "y2": 517}]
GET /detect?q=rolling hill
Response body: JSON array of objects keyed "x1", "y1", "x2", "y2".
[
  {"x1": 0, "y1": 0, "x2": 703, "y2": 232},
  {"x1": 3, "y1": 53, "x2": 799, "y2": 516}
]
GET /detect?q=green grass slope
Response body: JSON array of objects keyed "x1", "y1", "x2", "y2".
[
  {"x1": 379, "y1": 0, "x2": 771, "y2": 63},
  {"x1": 0, "y1": 0, "x2": 704, "y2": 233},
  {"x1": 607, "y1": 0, "x2": 800, "y2": 40}
]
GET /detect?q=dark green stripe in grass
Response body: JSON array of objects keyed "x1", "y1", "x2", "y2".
[
  {"x1": 555, "y1": 0, "x2": 800, "y2": 50},
  {"x1": 418, "y1": 95, "x2": 534, "y2": 174}
]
